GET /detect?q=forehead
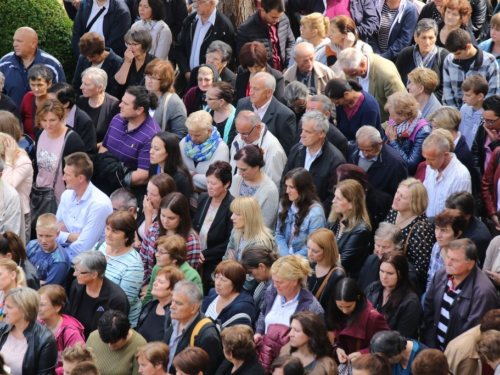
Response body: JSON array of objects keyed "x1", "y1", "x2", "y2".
[
  {"x1": 122, "y1": 93, "x2": 136, "y2": 105},
  {"x1": 250, "y1": 76, "x2": 266, "y2": 87},
  {"x1": 416, "y1": 29, "x2": 437, "y2": 38},
  {"x1": 307, "y1": 101, "x2": 323, "y2": 109},
  {"x1": 173, "y1": 291, "x2": 189, "y2": 303},
  {"x1": 302, "y1": 119, "x2": 316, "y2": 131},
  {"x1": 447, "y1": 248, "x2": 466, "y2": 259}
]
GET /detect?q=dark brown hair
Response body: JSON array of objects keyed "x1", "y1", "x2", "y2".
[
  {"x1": 351, "y1": 353, "x2": 391, "y2": 375},
  {"x1": 214, "y1": 260, "x2": 247, "y2": 293},
  {"x1": 0, "y1": 231, "x2": 27, "y2": 262},
  {"x1": 78, "y1": 32, "x2": 105, "y2": 57},
  {"x1": 234, "y1": 144, "x2": 265, "y2": 169},
  {"x1": 434, "y1": 208, "x2": 467, "y2": 237},
  {"x1": 288, "y1": 311, "x2": 333, "y2": 359},
  {"x1": 155, "y1": 235, "x2": 187, "y2": 265},
  {"x1": 173, "y1": 347, "x2": 210, "y2": 375},
  {"x1": 159, "y1": 193, "x2": 192, "y2": 239},
  {"x1": 106, "y1": 211, "x2": 137, "y2": 247},
  {"x1": 150, "y1": 173, "x2": 177, "y2": 200},
  {"x1": 65, "y1": 152, "x2": 93, "y2": 181},
  {"x1": 239, "y1": 42, "x2": 268, "y2": 69},
  {"x1": 206, "y1": 160, "x2": 232, "y2": 188},
  {"x1": 38, "y1": 284, "x2": 66, "y2": 313},
  {"x1": 411, "y1": 349, "x2": 450, "y2": 375},
  {"x1": 156, "y1": 265, "x2": 186, "y2": 289},
  {"x1": 220, "y1": 325, "x2": 255, "y2": 361}
]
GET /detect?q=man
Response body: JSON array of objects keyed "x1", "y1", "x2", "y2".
[
  {"x1": 236, "y1": 0, "x2": 295, "y2": 70},
  {"x1": 164, "y1": 280, "x2": 223, "y2": 375},
  {"x1": 422, "y1": 239, "x2": 499, "y2": 350},
  {"x1": 170, "y1": 0, "x2": 235, "y2": 85},
  {"x1": 423, "y1": 130, "x2": 471, "y2": 218},
  {"x1": 395, "y1": 18, "x2": 449, "y2": 101},
  {"x1": 337, "y1": 48, "x2": 406, "y2": 123},
  {"x1": 71, "y1": 0, "x2": 131, "y2": 57},
  {"x1": 443, "y1": 28, "x2": 499, "y2": 109},
  {"x1": 233, "y1": 72, "x2": 296, "y2": 155},
  {"x1": 348, "y1": 125, "x2": 408, "y2": 197},
  {"x1": 0, "y1": 158, "x2": 23, "y2": 238},
  {"x1": 445, "y1": 309, "x2": 500, "y2": 375},
  {"x1": 230, "y1": 110, "x2": 287, "y2": 187},
  {"x1": 56, "y1": 152, "x2": 113, "y2": 261},
  {"x1": 110, "y1": 188, "x2": 138, "y2": 215},
  {"x1": 100, "y1": 86, "x2": 161, "y2": 188},
  {"x1": 284, "y1": 81, "x2": 309, "y2": 125},
  {"x1": 283, "y1": 42, "x2": 336, "y2": 95},
  {"x1": 0, "y1": 27, "x2": 66, "y2": 108},
  {"x1": 282, "y1": 110, "x2": 345, "y2": 215}
]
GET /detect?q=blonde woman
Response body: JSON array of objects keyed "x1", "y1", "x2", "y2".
[
  {"x1": 0, "y1": 132, "x2": 33, "y2": 242},
  {"x1": 223, "y1": 197, "x2": 275, "y2": 262},
  {"x1": 0, "y1": 259, "x2": 27, "y2": 324},
  {"x1": 289, "y1": 13, "x2": 331, "y2": 67},
  {"x1": 407, "y1": 68, "x2": 441, "y2": 120},
  {"x1": 328, "y1": 179, "x2": 371, "y2": 279}
]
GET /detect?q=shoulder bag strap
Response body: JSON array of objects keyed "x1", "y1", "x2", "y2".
[
  {"x1": 221, "y1": 313, "x2": 252, "y2": 330},
  {"x1": 315, "y1": 266, "x2": 345, "y2": 300},
  {"x1": 85, "y1": 6, "x2": 107, "y2": 33},
  {"x1": 31, "y1": 96, "x2": 36, "y2": 133},
  {"x1": 52, "y1": 130, "x2": 73, "y2": 189},
  {"x1": 190, "y1": 318, "x2": 212, "y2": 346},
  {"x1": 161, "y1": 93, "x2": 173, "y2": 131},
  {"x1": 403, "y1": 221, "x2": 427, "y2": 255}
]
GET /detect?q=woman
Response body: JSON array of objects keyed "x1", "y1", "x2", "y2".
[
  {"x1": 183, "y1": 64, "x2": 218, "y2": 116},
  {"x1": 136, "y1": 266, "x2": 185, "y2": 342},
  {"x1": 479, "y1": 13, "x2": 500, "y2": 67},
  {"x1": 0, "y1": 111, "x2": 34, "y2": 158},
  {"x1": 216, "y1": 325, "x2": 266, "y2": 375},
  {"x1": 277, "y1": 168, "x2": 326, "y2": 257},
  {"x1": 328, "y1": 179, "x2": 372, "y2": 279},
  {"x1": 34, "y1": 99, "x2": 86, "y2": 205},
  {"x1": 370, "y1": 330, "x2": 428, "y2": 375},
  {"x1": 289, "y1": 13, "x2": 331, "y2": 67},
  {"x1": 145, "y1": 59, "x2": 187, "y2": 140},
  {"x1": 114, "y1": 27, "x2": 156, "y2": 97},
  {"x1": 419, "y1": 0, "x2": 446, "y2": 24},
  {"x1": 229, "y1": 145, "x2": 279, "y2": 229},
  {"x1": 77, "y1": 67, "x2": 121, "y2": 144},
  {"x1": 223, "y1": 196, "x2": 276, "y2": 262},
  {"x1": 436, "y1": 0, "x2": 475, "y2": 48},
  {"x1": 235, "y1": 42, "x2": 285, "y2": 102},
  {"x1": 192, "y1": 161, "x2": 234, "y2": 294},
  {"x1": 351, "y1": 353, "x2": 392, "y2": 375},
  {"x1": 306, "y1": 229, "x2": 346, "y2": 314},
  {"x1": 202, "y1": 260, "x2": 255, "y2": 330},
  {"x1": 365, "y1": 253, "x2": 421, "y2": 338},
  {"x1": 37, "y1": 285, "x2": 85, "y2": 375},
  {"x1": 206, "y1": 82, "x2": 236, "y2": 144},
  {"x1": 270, "y1": 357, "x2": 304, "y2": 375},
  {"x1": 475, "y1": 330, "x2": 500, "y2": 375},
  {"x1": 149, "y1": 131, "x2": 193, "y2": 201},
  {"x1": 0, "y1": 259, "x2": 26, "y2": 324},
  {"x1": 173, "y1": 347, "x2": 210, "y2": 375},
  {"x1": 384, "y1": 178, "x2": 435, "y2": 292},
  {"x1": 132, "y1": 0, "x2": 172, "y2": 60},
  {"x1": 0, "y1": 231, "x2": 39, "y2": 290},
  {"x1": 324, "y1": 78, "x2": 382, "y2": 141},
  {"x1": 384, "y1": 91, "x2": 432, "y2": 175},
  {"x1": 20, "y1": 64, "x2": 53, "y2": 142},
  {"x1": 0, "y1": 133, "x2": 32, "y2": 242},
  {"x1": 93, "y1": 211, "x2": 143, "y2": 327},
  {"x1": 61, "y1": 343, "x2": 95, "y2": 375},
  {"x1": 426, "y1": 209, "x2": 467, "y2": 291},
  {"x1": 407, "y1": 68, "x2": 441, "y2": 121},
  {"x1": 328, "y1": 278, "x2": 390, "y2": 364},
  {"x1": 180, "y1": 111, "x2": 229, "y2": 195},
  {"x1": 136, "y1": 342, "x2": 171, "y2": 375},
  {"x1": 279, "y1": 312, "x2": 338, "y2": 375},
  {"x1": 0, "y1": 287, "x2": 57, "y2": 375}
]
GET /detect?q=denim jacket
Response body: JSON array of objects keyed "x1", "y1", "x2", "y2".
[{"x1": 276, "y1": 202, "x2": 326, "y2": 257}]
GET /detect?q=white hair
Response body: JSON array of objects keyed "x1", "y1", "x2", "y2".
[
  {"x1": 301, "y1": 110, "x2": 329, "y2": 134},
  {"x1": 338, "y1": 48, "x2": 365, "y2": 70},
  {"x1": 253, "y1": 72, "x2": 276, "y2": 92},
  {"x1": 82, "y1": 67, "x2": 108, "y2": 91},
  {"x1": 356, "y1": 125, "x2": 382, "y2": 145}
]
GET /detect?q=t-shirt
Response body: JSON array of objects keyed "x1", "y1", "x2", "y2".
[
  {"x1": 459, "y1": 55, "x2": 476, "y2": 73},
  {"x1": 26, "y1": 240, "x2": 71, "y2": 287},
  {"x1": 137, "y1": 302, "x2": 165, "y2": 342},
  {"x1": 77, "y1": 292, "x2": 98, "y2": 339}
]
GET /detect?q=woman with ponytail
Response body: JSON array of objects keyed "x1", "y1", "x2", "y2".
[{"x1": 0, "y1": 231, "x2": 39, "y2": 290}]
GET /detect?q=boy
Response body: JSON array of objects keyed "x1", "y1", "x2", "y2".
[
  {"x1": 459, "y1": 74, "x2": 489, "y2": 149},
  {"x1": 27, "y1": 213, "x2": 70, "y2": 287}
]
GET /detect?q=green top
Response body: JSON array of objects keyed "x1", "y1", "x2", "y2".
[{"x1": 142, "y1": 261, "x2": 203, "y2": 305}]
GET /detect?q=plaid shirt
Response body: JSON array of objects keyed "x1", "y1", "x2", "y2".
[
  {"x1": 442, "y1": 48, "x2": 499, "y2": 109},
  {"x1": 427, "y1": 242, "x2": 445, "y2": 292}
]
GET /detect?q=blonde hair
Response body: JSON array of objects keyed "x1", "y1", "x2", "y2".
[
  {"x1": 0, "y1": 258, "x2": 26, "y2": 288},
  {"x1": 185, "y1": 110, "x2": 213, "y2": 132},
  {"x1": 328, "y1": 179, "x2": 371, "y2": 231},
  {"x1": 271, "y1": 255, "x2": 312, "y2": 287},
  {"x1": 0, "y1": 132, "x2": 26, "y2": 162},
  {"x1": 36, "y1": 213, "x2": 58, "y2": 231},
  {"x1": 398, "y1": 178, "x2": 428, "y2": 216},
  {"x1": 385, "y1": 92, "x2": 420, "y2": 119},
  {"x1": 407, "y1": 68, "x2": 439, "y2": 95},
  {"x1": 423, "y1": 128, "x2": 454, "y2": 153},
  {"x1": 428, "y1": 107, "x2": 461, "y2": 133},
  {"x1": 63, "y1": 342, "x2": 95, "y2": 363},
  {"x1": 307, "y1": 228, "x2": 339, "y2": 267},
  {"x1": 300, "y1": 13, "x2": 330, "y2": 39}
]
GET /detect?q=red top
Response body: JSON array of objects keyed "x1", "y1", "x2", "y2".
[
  {"x1": 20, "y1": 91, "x2": 37, "y2": 141},
  {"x1": 259, "y1": 10, "x2": 282, "y2": 71}
]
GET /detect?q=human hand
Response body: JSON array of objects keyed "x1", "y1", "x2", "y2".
[
  {"x1": 342, "y1": 32, "x2": 356, "y2": 49},
  {"x1": 254, "y1": 333, "x2": 262, "y2": 342},
  {"x1": 385, "y1": 124, "x2": 397, "y2": 141},
  {"x1": 185, "y1": 72, "x2": 191, "y2": 82},
  {"x1": 227, "y1": 249, "x2": 235, "y2": 260},
  {"x1": 485, "y1": 270, "x2": 500, "y2": 285},
  {"x1": 337, "y1": 348, "x2": 348, "y2": 363},
  {"x1": 124, "y1": 48, "x2": 135, "y2": 64},
  {"x1": 490, "y1": 214, "x2": 500, "y2": 231},
  {"x1": 59, "y1": 221, "x2": 68, "y2": 233},
  {"x1": 484, "y1": 123, "x2": 499, "y2": 142},
  {"x1": 140, "y1": 284, "x2": 148, "y2": 299},
  {"x1": 143, "y1": 195, "x2": 154, "y2": 219},
  {"x1": 348, "y1": 352, "x2": 362, "y2": 361},
  {"x1": 199, "y1": 252, "x2": 205, "y2": 265},
  {"x1": 3, "y1": 137, "x2": 16, "y2": 165}
]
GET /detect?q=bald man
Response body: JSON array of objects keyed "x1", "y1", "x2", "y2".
[
  {"x1": 283, "y1": 42, "x2": 336, "y2": 95},
  {"x1": 0, "y1": 27, "x2": 65, "y2": 108}
]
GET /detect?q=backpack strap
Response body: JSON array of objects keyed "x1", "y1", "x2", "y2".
[
  {"x1": 190, "y1": 318, "x2": 212, "y2": 347},
  {"x1": 409, "y1": 119, "x2": 427, "y2": 143},
  {"x1": 315, "y1": 266, "x2": 345, "y2": 300},
  {"x1": 220, "y1": 313, "x2": 252, "y2": 331}
]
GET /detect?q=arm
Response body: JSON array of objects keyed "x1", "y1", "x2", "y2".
[
  {"x1": 355, "y1": 0, "x2": 380, "y2": 40},
  {"x1": 421, "y1": 274, "x2": 438, "y2": 348},
  {"x1": 142, "y1": 267, "x2": 157, "y2": 305},
  {"x1": 60, "y1": 326, "x2": 85, "y2": 348},
  {"x1": 68, "y1": 203, "x2": 111, "y2": 256},
  {"x1": 71, "y1": 7, "x2": 85, "y2": 56},
  {"x1": 117, "y1": 261, "x2": 143, "y2": 306},
  {"x1": 486, "y1": 58, "x2": 500, "y2": 99},
  {"x1": 186, "y1": 232, "x2": 201, "y2": 269},
  {"x1": 197, "y1": 327, "x2": 223, "y2": 375},
  {"x1": 155, "y1": 27, "x2": 172, "y2": 60},
  {"x1": 139, "y1": 223, "x2": 158, "y2": 286},
  {"x1": 236, "y1": 24, "x2": 250, "y2": 67},
  {"x1": 114, "y1": 51, "x2": 134, "y2": 85},
  {"x1": 275, "y1": 219, "x2": 289, "y2": 257},
  {"x1": 72, "y1": 56, "x2": 85, "y2": 96},
  {"x1": 441, "y1": 59, "x2": 456, "y2": 107},
  {"x1": 394, "y1": 294, "x2": 421, "y2": 338},
  {"x1": 36, "y1": 334, "x2": 58, "y2": 375},
  {"x1": 381, "y1": 9, "x2": 417, "y2": 61},
  {"x1": 481, "y1": 149, "x2": 498, "y2": 217},
  {"x1": 339, "y1": 226, "x2": 371, "y2": 274},
  {"x1": 106, "y1": 6, "x2": 131, "y2": 57},
  {"x1": 166, "y1": 96, "x2": 188, "y2": 140},
  {"x1": 222, "y1": 231, "x2": 236, "y2": 260},
  {"x1": 296, "y1": 209, "x2": 326, "y2": 256},
  {"x1": 1, "y1": 189, "x2": 22, "y2": 235},
  {"x1": 169, "y1": 21, "x2": 191, "y2": 75},
  {"x1": 130, "y1": 169, "x2": 149, "y2": 187},
  {"x1": 470, "y1": 0, "x2": 488, "y2": 41},
  {"x1": 358, "y1": 312, "x2": 390, "y2": 354},
  {"x1": 2, "y1": 156, "x2": 32, "y2": 189},
  {"x1": 278, "y1": 111, "x2": 297, "y2": 156},
  {"x1": 284, "y1": 24, "x2": 296, "y2": 68},
  {"x1": 388, "y1": 126, "x2": 430, "y2": 175}
]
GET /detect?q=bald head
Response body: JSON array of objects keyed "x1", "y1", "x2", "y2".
[
  {"x1": 294, "y1": 42, "x2": 315, "y2": 75},
  {"x1": 13, "y1": 27, "x2": 38, "y2": 60}
]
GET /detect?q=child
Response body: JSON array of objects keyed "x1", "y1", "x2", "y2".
[
  {"x1": 479, "y1": 13, "x2": 500, "y2": 68},
  {"x1": 27, "y1": 213, "x2": 70, "y2": 287},
  {"x1": 459, "y1": 74, "x2": 488, "y2": 149}
]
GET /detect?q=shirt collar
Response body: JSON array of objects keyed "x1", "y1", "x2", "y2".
[
  {"x1": 172, "y1": 312, "x2": 200, "y2": 335},
  {"x1": 358, "y1": 150, "x2": 378, "y2": 162},
  {"x1": 281, "y1": 289, "x2": 300, "y2": 306},
  {"x1": 307, "y1": 144, "x2": 323, "y2": 159},
  {"x1": 65, "y1": 105, "x2": 77, "y2": 128},
  {"x1": 94, "y1": 0, "x2": 110, "y2": 8},
  {"x1": 196, "y1": 7, "x2": 217, "y2": 26},
  {"x1": 252, "y1": 96, "x2": 273, "y2": 114}
]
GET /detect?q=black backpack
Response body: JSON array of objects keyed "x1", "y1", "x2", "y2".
[{"x1": 92, "y1": 152, "x2": 125, "y2": 196}]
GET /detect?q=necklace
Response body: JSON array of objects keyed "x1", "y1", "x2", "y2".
[{"x1": 396, "y1": 212, "x2": 413, "y2": 226}]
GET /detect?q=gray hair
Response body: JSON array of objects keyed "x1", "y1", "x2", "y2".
[
  {"x1": 415, "y1": 18, "x2": 438, "y2": 37},
  {"x1": 356, "y1": 125, "x2": 382, "y2": 145},
  {"x1": 207, "y1": 40, "x2": 232, "y2": 63},
  {"x1": 338, "y1": 48, "x2": 365, "y2": 70},
  {"x1": 173, "y1": 280, "x2": 203, "y2": 305},
  {"x1": 374, "y1": 222, "x2": 402, "y2": 250},
  {"x1": 110, "y1": 188, "x2": 138, "y2": 211},
  {"x1": 309, "y1": 94, "x2": 334, "y2": 116},
  {"x1": 301, "y1": 110, "x2": 329, "y2": 134},
  {"x1": 235, "y1": 110, "x2": 262, "y2": 129},
  {"x1": 6, "y1": 287, "x2": 40, "y2": 323},
  {"x1": 28, "y1": 64, "x2": 54, "y2": 83},
  {"x1": 294, "y1": 42, "x2": 315, "y2": 58},
  {"x1": 124, "y1": 26, "x2": 152, "y2": 53},
  {"x1": 422, "y1": 131, "x2": 451, "y2": 153},
  {"x1": 72, "y1": 250, "x2": 107, "y2": 278},
  {"x1": 284, "y1": 81, "x2": 309, "y2": 103},
  {"x1": 0, "y1": 72, "x2": 4, "y2": 85},
  {"x1": 253, "y1": 72, "x2": 276, "y2": 92},
  {"x1": 82, "y1": 67, "x2": 108, "y2": 91}
]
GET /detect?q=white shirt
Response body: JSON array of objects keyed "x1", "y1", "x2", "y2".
[
  {"x1": 189, "y1": 8, "x2": 217, "y2": 70},
  {"x1": 264, "y1": 292, "x2": 299, "y2": 333},
  {"x1": 87, "y1": 0, "x2": 110, "y2": 42},
  {"x1": 252, "y1": 97, "x2": 273, "y2": 120},
  {"x1": 424, "y1": 154, "x2": 472, "y2": 217},
  {"x1": 304, "y1": 145, "x2": 323, "y2": 171},
  {"x1": 358, "y1": 56, "x2": 370, "y2": 92}
]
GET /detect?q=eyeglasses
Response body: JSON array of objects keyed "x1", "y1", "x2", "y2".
[
  {"x1": 125, "y1": 42, "x2": 141, "y2": 48},
  {"x1": 236, "y1": 125, "x2": 257, "y2": 138},
  {"x1": 484, "y1": 117, "x2": 500, "y2": 125},
  {"x1": 205, "y1": 97, "x2": 220, "y2": 101},
  {"x1": 287, "y1": 101, "x2": 307, "y2": 111},
  {"x1": 145, "y1": 74, "x2": 160, "y2": 82},
  {"x1": 72, "y1": 265, "x2": 91, "y2": 275},
  {"x1": 193, "y1": 0, "x2": 210, "y2": 4},
  {"x1": 155, "y1": 249, "x2": 170, "y2": 255}
]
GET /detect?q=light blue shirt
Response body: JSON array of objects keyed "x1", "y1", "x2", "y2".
[
  {"x1": 168, "y1": 313, "x2": 200, "y2": 370},
  {"x1": 189, "y1": 8, "x2": 217, "y2": 70},
  {"x1": 56, "y1": 182, "x2": 113, "y2": 260}
]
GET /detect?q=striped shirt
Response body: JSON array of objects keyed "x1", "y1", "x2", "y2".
[
  {"x1": 437, "y1": 277, "x2": 463, "y2": 350},
  {"x1": 378, "y1": 3, "x2": 398, "y2": 53}
]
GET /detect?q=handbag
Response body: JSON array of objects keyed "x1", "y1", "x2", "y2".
[{"x1": 30, "y1": 130, "x2": 73, "y2": 229}]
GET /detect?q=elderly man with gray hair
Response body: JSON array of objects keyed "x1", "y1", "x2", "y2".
[
  {"x1": 282, "y1": 110, "x2": 345, "y2": 215},
  {"x1": 68, "y1": 250, "x2": 130, "y2": 339},
  {"x1": 0, "y1": 157, "x2": 24, "y2": 238},
  {"x1": 348, "y1": 125, "x2": 408, "y2": 196},
  {"x1": 164, "y1": 280, "x2": 223, "y2": 375}
]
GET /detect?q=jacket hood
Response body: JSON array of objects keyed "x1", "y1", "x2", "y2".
[
  {"x1": 198, "y1": 63, "x2": 220, "y2": 82},
  {"x1": 60, "y1": 314, "x2": 85, "y2": 333}
]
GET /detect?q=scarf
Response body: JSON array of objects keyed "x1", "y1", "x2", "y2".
[
  {"x1": 185, "y1": 126, "x2": 221, "y2": 162},
  {"x1": 394, "y1": 110, "x2": 424, "y2": 138},
  {"x1": 413, "y1": 44, "x2": 438, "y2": 68}
]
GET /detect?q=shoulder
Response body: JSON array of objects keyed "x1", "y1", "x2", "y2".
[{"x1": 39, "y1": 49, "x2": 63, "y2": 67}]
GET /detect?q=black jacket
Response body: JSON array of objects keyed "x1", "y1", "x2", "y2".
[
  {"x1": 462, "y1": 216, "x2": 491, "y2": 267},
  {"x1": 283, "y1": 141, "x2": 345, "y2": 215},
  {"x1": 72, "y1": 106, "x2": 97, "y2": 158},
  {"x1": 348, "y1": 143, "x2": 408, "y2": 197},
  {"x1": 0, "y1": 94, "x2": 21, "y2": 124},
  {"x1": 235, "y1": 64, "x2": 285, "y2": 103},
  {"x1": 188, "y1": 66, "x2": 236, "y2": 92},
  {"x1": 236, "y1": 11, "x2": 295, "y2": 68},
  {"x1": 21, "y1": 259, "x2": 40, "y2": 291},
  {"x1": 215, "y1": 355, "x2": 266, "y2": 375},
  {"x1": 170, "y1": 10, "x2": 236, "y2": 75},
  {"x1": 307, "y1": 263, "x2": 345, "y2": 314},
  {"x1": 164, "y1": 312, "x2": 223, "y2": 375},
  {"x1": 472, "y1": 122, "x2": 500, "y2": 178},
  {"x1": 365, "y1": 187, "x2": 393, "y2": 237},
  {"x1": 470, "y1": 0, "x2": 490, "y2": 42},
  {"x1": 0, "y1": 321, "x2": 57, "y2": 375},
  {"x1": 71, "y1": 0, "x2": 131, "y2": 57},
  {"x1": 77, "y1": 93, "x2": 121, "y2": 144},
  {"x1": 136, "y1": 299, "x2": 171, "y2": 340},
  {"x1": 295, "y1": 120, "x2": 348, "y2": 159}
]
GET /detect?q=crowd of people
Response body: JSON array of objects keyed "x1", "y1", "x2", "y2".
[{"x1": 3, "y1": 0, "x2": 500, "y2": 373}]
